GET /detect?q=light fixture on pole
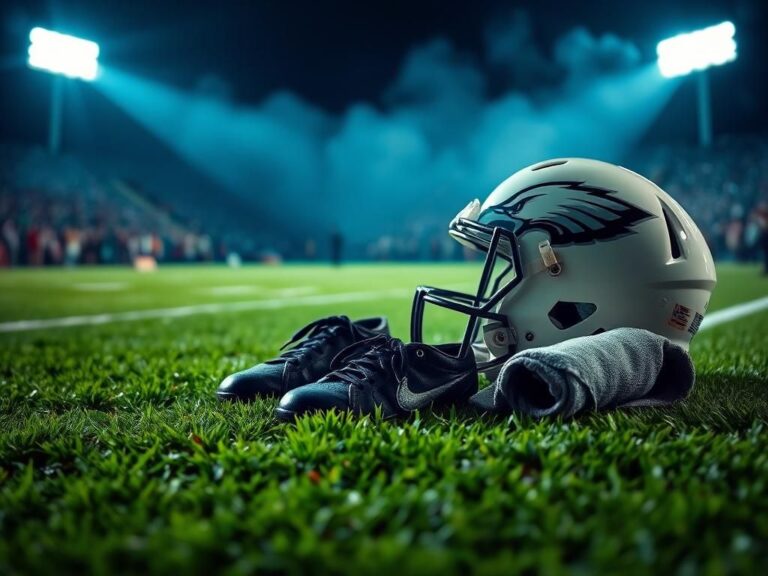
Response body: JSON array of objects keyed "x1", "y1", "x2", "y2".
[
  {"x1": 656, "y1": 21, "x2": 737, "y2": 147},
  {"x1": 27, "y1": 27, "x2": 100, "y2": 155}
]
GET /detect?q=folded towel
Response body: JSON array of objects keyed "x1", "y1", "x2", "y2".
[{"x1": 469, "y1": 328, "x2": 695, "y2": 418}]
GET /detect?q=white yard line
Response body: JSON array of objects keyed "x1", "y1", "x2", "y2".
[
  {"x1": 699, "y1": 296, "x2": 768, "y2": 331},
  {"x1": 206, "y1": 285, "x2": 263, "y2": 296},
  {"x1": 0, "y1": 288, "x2": 409, "y2": 333},
  {"x1": 1, "y1": 290, "x2": 765, "y2": 335}
]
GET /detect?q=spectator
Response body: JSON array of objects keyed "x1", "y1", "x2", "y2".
[{"x1": 1, "y1": 218, "x2": 19, "y2": 265}]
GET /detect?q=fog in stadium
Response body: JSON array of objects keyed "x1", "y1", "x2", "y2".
[{"x1": 93, "y1": 36, "x2": 672, "y2": 245}]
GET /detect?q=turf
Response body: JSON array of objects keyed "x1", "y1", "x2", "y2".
[{"x1": 0, "y1": 263, "x2": 767, "y2": 575}]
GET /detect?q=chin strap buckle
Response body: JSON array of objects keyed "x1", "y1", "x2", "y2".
[
  {"x1": 482, "y1": 322, "x2": 516, "y2": 357},
  {"x1": 538, "y1": 240, "x2": 562, "y2": 276}
]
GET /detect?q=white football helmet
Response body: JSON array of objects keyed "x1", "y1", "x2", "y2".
[{"x1": 411, "y1": 158, "x2": 717, "y2": 371}]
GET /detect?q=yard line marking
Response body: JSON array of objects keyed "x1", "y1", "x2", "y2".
[
  {"x1": 205, "y1": 286, "x2": 317, "y2": 297},
  {"x1": 700, "y1": 295, "x2": 768, "y2": 331},
  {"x1": 6, "y1": 286, "x2": 760, "y2": 335},
  {"x1": 0, "y1": 288, "x2": 408, "y2": 333},
  {"x1": 273, "y1": 287, "x2": 318, "y2": 297},
  {"x1": 206, "y1": 285, "x2": 263, "y2": 296}
]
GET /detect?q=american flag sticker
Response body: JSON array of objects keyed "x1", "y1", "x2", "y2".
[{"x1": 668, "y1": 304, "x2": 692, "y2": 331}]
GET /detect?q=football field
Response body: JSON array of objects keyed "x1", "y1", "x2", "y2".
[{"x1": 1, "y1": 263, "x2": 767, "y2": 574}]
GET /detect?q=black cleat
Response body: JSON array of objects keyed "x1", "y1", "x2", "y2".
[
  {"x1": 275, "y1": 335, "x2": 477, "y2": 421},
  {"x1": 217, "y1": 316, "x2": 389, "y2": 401}
]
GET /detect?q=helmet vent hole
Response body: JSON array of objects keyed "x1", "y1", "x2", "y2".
[
  {"x1": 661, "y1": 206, "x2": 683, "y2": 260},
  {"x1": 548, "y1": 301, "x2": 597, "y2": 330},
  {"x1": 531, "y1": 159, "x2": 568, "y2": 171}
]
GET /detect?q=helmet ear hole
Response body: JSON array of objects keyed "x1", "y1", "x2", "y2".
[
  {"x1": 659, "y1": 202, "x2": 686, "y2": 260},
  {"x1": 548, "y1": 301, "x2": 597, "y2": 330}
]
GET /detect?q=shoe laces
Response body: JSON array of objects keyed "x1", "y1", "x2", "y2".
[
  {"x1": 326, "y1": 335, "x2": 406, "y2": 389},
  {"x1": 276, "y1": 316, "x2": 353, "y2": 364}
]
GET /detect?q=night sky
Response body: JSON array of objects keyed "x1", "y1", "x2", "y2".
[{"x1": 2, "y1": 0, "x2": 766, "y2": 148}]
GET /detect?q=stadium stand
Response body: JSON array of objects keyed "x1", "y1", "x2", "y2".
[
  {"x1": 0, "y1": 144, "x2": 223, "y2": 266},
  {"x1": 2, "y1": 138, "x2": 768, "y2": 267},
  {"x1": 635, "y1": 135, "x2": 768, "y2": 263}
]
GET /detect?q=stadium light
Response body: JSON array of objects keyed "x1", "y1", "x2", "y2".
[
  {"x1": 28, "y1": 27, "x2": 100, "y2": 80},
  {"x1": 27, "y1": 27, "x2": 100, "y2": 155},
  {"x1": 656, "y1": 21, "x2": 736, "y2": 78},
  {"x1": 656, "y1": 21, "x2": 737, "y2": 147}
]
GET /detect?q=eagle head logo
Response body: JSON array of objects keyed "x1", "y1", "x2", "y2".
[{"x1": 477, "y1": 181, "x2": 656, "y2": 246}]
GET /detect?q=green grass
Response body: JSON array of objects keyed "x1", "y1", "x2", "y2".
[{"x1": 0, "y1": 263, "x2": 767, "y2": 575}]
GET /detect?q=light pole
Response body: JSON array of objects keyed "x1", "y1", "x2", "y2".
[
  {"x1": 27, "y1": 27, "x2": 100, "y2": 155},
  {"x1": 656, "y1": 21, "x2": 737, "y2": 148}
]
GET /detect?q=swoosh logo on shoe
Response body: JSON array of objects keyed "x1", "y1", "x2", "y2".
[{"x1": 396, "y1": 374, "x2": 469, "y2": 411}]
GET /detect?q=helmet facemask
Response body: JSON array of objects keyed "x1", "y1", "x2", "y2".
[{"x1": 410, "y1": 202, "x2": 525, "y2": 372}]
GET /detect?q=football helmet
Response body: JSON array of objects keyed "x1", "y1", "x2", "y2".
[{"x1": 411, "y1": 158, "x2": 716, "y2": 372}]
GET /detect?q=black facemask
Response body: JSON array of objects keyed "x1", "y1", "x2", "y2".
[{"x1": 410, "y1": 221, "x2": 525, "y2": 372}]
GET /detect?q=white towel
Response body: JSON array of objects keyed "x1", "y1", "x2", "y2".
[{"x1": 470, "y1": 328, "x2": 695, "y2": 418}]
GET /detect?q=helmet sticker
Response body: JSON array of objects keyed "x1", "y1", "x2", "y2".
[
  {"x1": 478, "y1": 181, "x2": 656, "y2": 246},
  {"x1": 668, "y1": 303, "x2": 693, "y2": 331}
]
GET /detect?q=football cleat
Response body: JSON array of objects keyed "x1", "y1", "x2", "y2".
[
  {"x1": 217, "y1": 316, "x2": 389, "y2": 401},
  {"x1": 275, "y1": 334, "x2": 478, "y2": 421}
]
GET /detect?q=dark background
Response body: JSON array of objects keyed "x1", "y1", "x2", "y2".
[{"x1": 2, "y1": 0, "x2": 765, "y2": 148}]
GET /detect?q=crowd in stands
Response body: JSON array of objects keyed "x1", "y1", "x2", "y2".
[
  {"x1": 1, "y1": 137, "x2": 768, "y2": 268},
  {"x1": 636, "y1": 135, "x2": 768, "y2": 265},
  {"x1": 0, "y1": 145, "x2": 226, "y2": 267},
  {"x1": 358, "y1": 136, "x2": 768, "y2": 266}
]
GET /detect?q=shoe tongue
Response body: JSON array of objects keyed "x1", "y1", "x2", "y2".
[
  {"x1": 301, "y1": 315, "x2": 353, "y2": 340},
  {"x1": 329, "y1": 316, "x2": 356, "y2": 342},
  {"x1": 322, "y1": 315, "x2": 354, "y2": 335},
  {"x1": 349, "y1": 318, "x2": 381, "y2": 342},
  {"x1": 369, "y1": 333, "x2": 397, "y2": 346},
  {"x1": 325, "y1": 333, "x2": 396, "y2": 372},
  {"x1": 276, "y1": 316, "x2": 355, "y2": 365},
  {"x1": 363, "y1": 335, "x2": 403, "y2": 357}
]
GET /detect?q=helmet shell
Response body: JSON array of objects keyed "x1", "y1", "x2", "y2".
[{"x1": 472, "y1": 158, "x2": 716, "y2": 353}]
